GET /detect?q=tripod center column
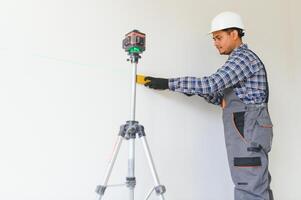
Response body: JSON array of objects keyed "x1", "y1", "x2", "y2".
[{"x1": 130, "y1": 59, "x2": 137, "y2": 121}]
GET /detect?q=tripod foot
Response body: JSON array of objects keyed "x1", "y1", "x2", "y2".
[
  {"x1": 95, "y1": 185, "x2": 106, "y2": 198},
  {"x1": 155, "y1": 185, "x2": 166, "y2": 195}
]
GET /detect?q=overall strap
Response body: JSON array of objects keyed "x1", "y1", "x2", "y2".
[{"x1": 247, "y1": 49, "x2": 269, "y2": 104}]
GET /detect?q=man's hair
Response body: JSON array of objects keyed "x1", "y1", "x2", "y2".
[{"x1": 223, "y1": 27, "x2": 245, "y2": 38}]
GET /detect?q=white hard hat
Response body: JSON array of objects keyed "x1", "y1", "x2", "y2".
[{"x1": 209, "y1": 11, "x2": 245, "y2": 33}]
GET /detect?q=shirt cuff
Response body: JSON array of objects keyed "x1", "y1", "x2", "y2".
[{"x1": 168, "y1": 78, "x2": 179, "y2": 91}]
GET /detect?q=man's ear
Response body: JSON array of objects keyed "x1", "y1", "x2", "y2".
[{"x1": 231, "y1": 30, "x2": 239, "y2": 40}]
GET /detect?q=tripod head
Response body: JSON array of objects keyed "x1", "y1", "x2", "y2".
[{"x1": 122, "y1": 30, "x2": 145, "y2": 63}]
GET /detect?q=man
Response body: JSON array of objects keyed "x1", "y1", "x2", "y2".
[{"x1": 144, "y1": 11, "x2": 274, "y2": 200}]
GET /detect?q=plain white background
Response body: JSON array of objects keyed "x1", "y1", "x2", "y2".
[{"x1": 0, "y1": 0, "x2": 300, "y2": 199}]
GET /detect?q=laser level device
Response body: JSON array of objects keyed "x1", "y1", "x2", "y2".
[{"x1": 122, "y1": 29, "x2": 146, "y2": 54}]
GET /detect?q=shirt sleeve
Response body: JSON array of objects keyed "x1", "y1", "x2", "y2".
[{"x1": 168, "y1": 53, "x2": 262, "y2": 95}]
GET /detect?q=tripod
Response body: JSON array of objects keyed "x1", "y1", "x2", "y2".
[{"x1": 95, "y1": 31, "x2": 166, "y2": 200}]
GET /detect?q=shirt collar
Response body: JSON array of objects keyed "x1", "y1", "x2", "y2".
[{"x1": 230, "y1": 43, "x2": 248, "y2": 56}]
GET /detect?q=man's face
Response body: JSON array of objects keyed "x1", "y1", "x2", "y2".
[{"x1": 212, "y1": 30, "x2": 237, "y2": 55}]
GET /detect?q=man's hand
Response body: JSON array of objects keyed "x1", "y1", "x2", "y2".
[{"x1": 144, "y1": 76, "x2": 168, "y2": 90}]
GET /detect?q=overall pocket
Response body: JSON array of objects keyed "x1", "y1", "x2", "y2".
[
  {"x1": 253, "y1": 114, "x2": 273, "y2": 153},
  {"x1": 232, "y1": 111, "x2": 248, "y2": 144}
]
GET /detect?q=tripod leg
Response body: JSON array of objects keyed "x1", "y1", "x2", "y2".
[
  {"x1": 140, "y1": 136, "x2": 166, "y2": 200},
  {"x1": 127, "y1": 138, "x2": 135, "y2": 200},
  {"x1": 96, "y1": 136, "x2": 124, "y2": 200}
]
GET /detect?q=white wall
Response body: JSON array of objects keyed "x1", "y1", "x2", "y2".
[
  {"x1": 275, "y1": 0, "x2": 301, "y2": 199},
  {"x1": 0, "y1": 0, "x2": 300, "y2": 200}
]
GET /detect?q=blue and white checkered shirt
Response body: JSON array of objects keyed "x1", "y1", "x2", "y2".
[{"x1": 168, "y1": 44, "x2": 268, "y2": 105}]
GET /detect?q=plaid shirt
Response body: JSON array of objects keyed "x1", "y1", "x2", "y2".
[{"x1": 168, "y1": 44, "x2": 268, "y2": 105}]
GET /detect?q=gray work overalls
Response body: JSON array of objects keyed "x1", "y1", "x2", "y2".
[
  {"x1": 221, "y1": 49, "x2": 274, "y2": 199},
  {"x1": 222, "y1": 87, "x2": 274, "y2": 199}
]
